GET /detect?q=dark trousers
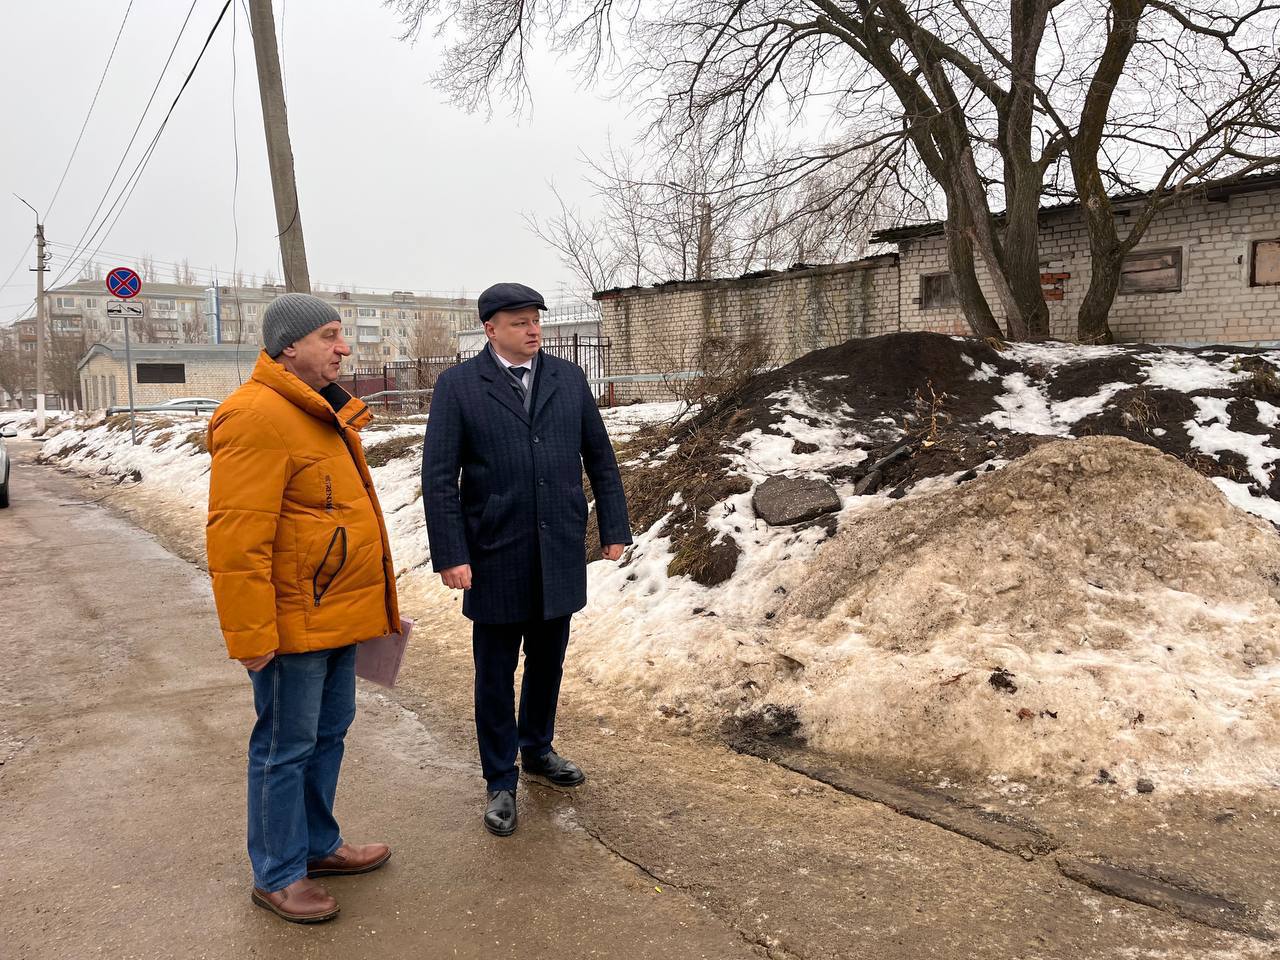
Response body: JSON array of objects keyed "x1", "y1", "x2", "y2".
[{"x1": 472, "y1": 615, "x2": 572, "y2": 791}]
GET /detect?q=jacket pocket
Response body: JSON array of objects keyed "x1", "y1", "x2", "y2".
[{"x1": 312, "y1": 527, "x2": 348, "y2": 607}]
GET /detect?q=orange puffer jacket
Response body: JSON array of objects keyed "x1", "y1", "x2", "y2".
[{"x1": 206, "y1": 352, "x2": 401, "y2": 660}]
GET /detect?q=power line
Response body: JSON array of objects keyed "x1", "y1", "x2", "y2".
[
  {"x1": 47, "y1": 0, "x2": 202, "y2": 289},
  {"x1": 48, "y1": 0, "x2": 234, "y2": 291},
  {"x1": 0, "y1": 238, "x2": 35, "y2": 294},
  {"x1": 43, "y1": 241, "x2": 476, "y2": 298},
  {"x1": 44, "y1": 0, "x2": 136, "y2": 222}
]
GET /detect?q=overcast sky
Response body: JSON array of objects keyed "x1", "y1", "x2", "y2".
[{"x1": 0, "y1": 0, "x2": 638, "y2": 324}]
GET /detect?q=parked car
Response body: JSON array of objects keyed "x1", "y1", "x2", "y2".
[{"x1": 0, "y1": 424, "x2": 15, "y2": 509}]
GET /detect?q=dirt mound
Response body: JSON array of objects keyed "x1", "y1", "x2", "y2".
[
  {"x1": 767, "y1": 436, "x2": 1280, "y2": 788},
  {"x1": 724, "y1": 331, "x2": 1018, "y2": 433},
  {"x1": 696, "y1": 332, "x2": 1280, "y2": 510}
]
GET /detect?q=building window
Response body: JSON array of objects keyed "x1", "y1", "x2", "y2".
[
  {"x1": 135, "y1": 363, "x2": 186, "y2": 384},
  {"x1": 155, "y1": 298, "x2": 177, "y2": 310},
  {"x1": 341, "y1": 307, "x2": 353, "y2": 318},
  {"x1": 247, "y1": 303, "x2": 259, "y2": 316},
  {"x1": 110, "y1": 375, "x2": 117, "y2": 405},
  {"x1": 382, "y1": 346, "x2": 391, "y2": 356},
  {"x1": 111, "y1": 318, "x2": 122, "y2": 332},
  {"x1": 357, "y1": 307, "x2": 376, "y2": 318},
  {"x1": 85, "y1": 298, "x2": 98, "y2": 308},
  {"x1": 1119, "y1": 247, "x2": 1182, "y2": 294},
  {"x1": 1250, "y1": 239, "x2": 1280, "y2": 286},
  {"x1": 56, "y1": 296, "x2": 76, "y2": 309},
  {"x1": 919, "y1": 272, "x2": 956, "y2": 309}
]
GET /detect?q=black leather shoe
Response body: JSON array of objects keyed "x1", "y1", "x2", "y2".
[
  {"x1": 484, "y1": 789, "x2": 517, "y2": 837},
  {"x1": 522, "y1": 750, "x2": 586, "y2": 787}
]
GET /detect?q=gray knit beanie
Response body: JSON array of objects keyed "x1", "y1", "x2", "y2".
[{"x1": 262, "y1": 293, "x2": 342, "y2": 357}]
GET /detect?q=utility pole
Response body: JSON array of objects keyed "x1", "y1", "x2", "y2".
[
  {"x1": 247, "y1": 0, "x2": 310, "y2": 293},
  {"x1": 16, "y1": 195, "x2": 48, "y2": 433}
]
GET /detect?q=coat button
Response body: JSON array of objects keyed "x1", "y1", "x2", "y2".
[
  {"x1": 540, "y1": 521, "x2": 548, "y2": 529},
  {"x1": 538, "y1": 478, "x2": 545, "y2": 486},
  {"x1": 532, "y1": 436, "x2": 541, "y2": 443}
]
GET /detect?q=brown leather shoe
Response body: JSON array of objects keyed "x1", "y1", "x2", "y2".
[
  {"x1": 251, "y1": 877, "x2": 339, "y2": 923},
  {"x1": 306, "y1": 841, "x2": 392, "y2": 878}
]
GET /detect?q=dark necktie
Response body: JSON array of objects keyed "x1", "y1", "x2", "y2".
[{"x1": 509, "y1": 366, "x2": 530, "y2": 407}]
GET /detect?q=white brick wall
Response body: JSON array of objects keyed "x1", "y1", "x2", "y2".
[
  {"x1": 898, "y1": 188, "x2": 1280, "y2": 344},
  {"x1": 596, "y1": 258, "x2": 900, "y2": 401},
  {"x1": 80, "y1": 355, "x2": 252, "y2": 409}
]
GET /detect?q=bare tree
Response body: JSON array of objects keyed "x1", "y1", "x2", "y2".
[
  {"x1": 182, "y1": 314, "x2": 209, "y2": 343},
  {"x1": 409, "y1": 313, "x2": 454, "y2": 358},
  {"x1": 131, "y1": 300, "x2": 162, "y2": 344},
  {"x1": 43, "y1": 318, "x2": 86, "y2": 411},
  {"x1": 139, "y1": 254, "x2": 158, "y2": 283},
  {"x1": 390, "y1": 0, "x2": 1278, "y2": 343},
  {"x1": 0, "y1": 339, "x2": 33, "y2": 406},
  {"x1": 172, "y1": 258, "x2": 197, "y2": 285},
  {"x1": 527, "y1": 138, "x2": 903, "y2": 295}
]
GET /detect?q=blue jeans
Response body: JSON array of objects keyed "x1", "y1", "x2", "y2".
[{"x1": 246, "y1": 644, "x2": 356, "y2": 892}]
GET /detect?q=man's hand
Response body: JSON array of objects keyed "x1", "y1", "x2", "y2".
[
  {"x1": 441, "y1": 564, "x2": 473, "y2": 590},
  {"x1": 240, "y1": 652, "x2": 276, "y2": 672},
  {"x1": 601, "y1": 544, "x2": 625, "y2": 562}
]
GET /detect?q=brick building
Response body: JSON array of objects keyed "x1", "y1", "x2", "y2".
[
  {"x1": 594, "y1": 173, "x2": 1280, "y2": 401},
  {"x1": 876, "y1": 171, "x2": 1280, "y2": 343},
  {"x1": 77, "y1": 343, "x2": 261, "y2": 409},
  {"x1": 595, "y1": 258, "x2": 899, "y2": 400}
]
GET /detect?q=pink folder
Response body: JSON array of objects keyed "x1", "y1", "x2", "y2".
[{"x1": 355, "y1": 617, "x2": 414, "y2": 688}]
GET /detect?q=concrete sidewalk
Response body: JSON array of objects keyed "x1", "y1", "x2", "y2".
[{"x1": 0, "y1": 448, "x2": 751, "y2": 960}]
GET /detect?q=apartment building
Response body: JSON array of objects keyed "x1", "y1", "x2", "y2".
[{"x1": 38, "y1": 279, "x2": 475, "y2": 365}]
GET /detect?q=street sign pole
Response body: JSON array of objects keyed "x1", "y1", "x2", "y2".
[
  {"x1": 106, "y1": 267, "x2": 143, "y2": 446},
  {"x1": 123, "y1": 313, "x2": 138, "y2": 446}
]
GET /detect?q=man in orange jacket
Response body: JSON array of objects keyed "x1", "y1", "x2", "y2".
[{"x1": 207, "y1": 293, "x2": 400, "y2": 923}]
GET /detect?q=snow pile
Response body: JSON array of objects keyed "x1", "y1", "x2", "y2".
[
  {"x1": 34, "y1": 334, "x2": 1280, "y2": 792},
  {"x1": 40, "y1": 416, "x2": 211, "y2": 498},
  {"x1": 0, "y1": 409, "x2": 76, "y2": 439},
  {"x1": 577, "y1": 436, "x2": 1280, "y2": 790}
]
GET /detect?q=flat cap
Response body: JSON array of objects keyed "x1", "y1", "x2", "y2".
[{"x1": 478, "y1": 282, "x2": 547, "y2": 324}]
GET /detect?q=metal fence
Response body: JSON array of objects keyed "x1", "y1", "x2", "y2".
[{"x1": 348, "y1": 335, "x2": 613, "y2": 413}]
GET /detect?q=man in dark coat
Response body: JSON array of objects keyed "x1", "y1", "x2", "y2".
[{"x1": 421, "y1": 282, "x2": 632, "y2": 836}]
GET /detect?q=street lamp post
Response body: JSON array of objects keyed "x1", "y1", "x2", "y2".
[{"x1": 15, "y1": 195, "x2": 48, "y2": 433}]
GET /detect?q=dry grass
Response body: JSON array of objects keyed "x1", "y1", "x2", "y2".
[
  {"x1": 1232, "y1": 356, "x2": 1280, "y2": 401},
  {"x1": 180, "y1": 429, "x2": 208, "y2": 454},
  {"x1": 1118, "y1": 390, "x2": 1158, "y2": 436},
  {"x1": 595, "y1": 413, "x2": 752, "y2": 586},
  {"x1": 911, "y1": 379, "x2": 952, "y2": 444},
  {"x1": 363, "y1": 432, "x2": 421, "y2": 469}
]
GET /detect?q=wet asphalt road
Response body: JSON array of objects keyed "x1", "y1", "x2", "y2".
[{"x1": 0, "y1": 446, "x2": 751, "y2": 960}]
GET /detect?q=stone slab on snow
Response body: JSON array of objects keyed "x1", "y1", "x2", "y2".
[{"x1": 751, "y1": 476, "x2": 842, "y2": 526}]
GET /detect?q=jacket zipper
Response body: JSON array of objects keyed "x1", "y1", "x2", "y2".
[
  {"x1": 312, "y1": 527, "x2": 348, "y2": 607},
  {"x1": 334, "y1": 414, "x2": 396, "y2": 630}
]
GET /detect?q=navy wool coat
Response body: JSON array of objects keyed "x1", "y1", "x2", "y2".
[{"x1": 421, "y1": 349, "x2": 632, "y2": 624}]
